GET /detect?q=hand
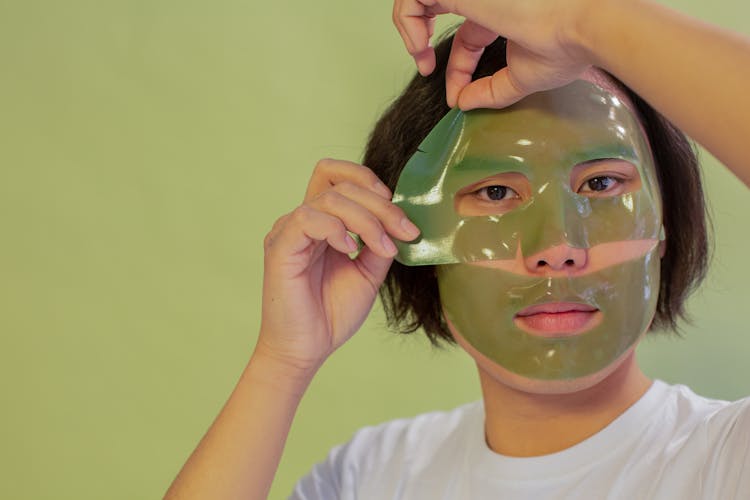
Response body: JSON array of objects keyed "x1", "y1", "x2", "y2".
[
  {"x1": 392, "y1": 0, "x2": 595, "y2": 109},
  {"x1": 256, "y1": 159, "x2": 420, "y2": 373}
]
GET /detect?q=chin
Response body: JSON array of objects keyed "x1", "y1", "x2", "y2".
[{"x1": 447, "y1": 317, "x2": 642, "y2": 396}]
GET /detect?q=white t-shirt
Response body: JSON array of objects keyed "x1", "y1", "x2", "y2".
[{"x1": 291, "y1": 380, "x2": 750, "y2": 499}]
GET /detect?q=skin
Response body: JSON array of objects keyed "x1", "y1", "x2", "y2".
[
  {"x1": 434, "y1": 71, "x2": 660, "y2": 454},
  {"x1": 393, "y1": 80, "x2": 662, "y2": 265},
  {"x1": 439, "y1": 247, "x2": 661, "y2": 381},
  {"x1": 397, "y1": 77, "x2": 663, "y2": 382},
  {"x1": 166, "y1": 2, "x2": 750, "y2": 498},
  {"x1": 392, "y1": 0, "x2": 750, "y2": 186}
]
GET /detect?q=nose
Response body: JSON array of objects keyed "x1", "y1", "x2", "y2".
[{"x1": 523, "y1": 244, "x2": 588, "y2": 273}]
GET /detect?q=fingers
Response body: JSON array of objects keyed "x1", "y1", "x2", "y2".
[
  {"x1": 306, "y1": 158, "x2": 391, "y2": 202},
  {"x1": 306, "y1": 183, "x2": 419, "y2": 258},
  {"x1": 445, "y1": 20, "x2": 499, "y2": 107},
  {"x1": 454, "y1": 38, "x2": 590, "y2": 110},
  {"x1": 456, "y1": 66, "x2": 529, "y2": 110},
  {"x1": 354, "y1": 246, "x2": 395, "y2": 290},
  {"x1": 393, "y1": 0, "x2": 448, "y2": 75},
  {"x1": 270, "y1": 160, "x2": 420, "y2": 263},
  {"x1": 393, "y1": 0, "x2": 594, "y2": 109},
  {"x1": 458, "y1": 41, "x2": 536, "y2": 111},
  {"x1": 272, "y1": 206, "x2": 359, "y2": 257}
]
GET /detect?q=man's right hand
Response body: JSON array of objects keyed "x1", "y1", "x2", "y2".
[{"x1": 256, "y1": 158, "x2": 420, "y2": 374}]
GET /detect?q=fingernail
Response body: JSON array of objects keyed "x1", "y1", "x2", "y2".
[
  {"x1": 401, "y1": 218, "x2": 420, "y2": 239},
  {"x1": 381, "y1": 234, "x2": 398, "y2": 255}
]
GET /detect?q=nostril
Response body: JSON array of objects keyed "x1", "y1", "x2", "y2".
[{"x1": 527, "y1": 246, "x2": 587, "y2": 272}]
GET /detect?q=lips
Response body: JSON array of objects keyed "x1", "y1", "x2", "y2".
[{"x1": 514, "y1": 302, "x2": 601, "y2": 337}]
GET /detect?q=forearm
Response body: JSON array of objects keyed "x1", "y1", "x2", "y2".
[
  {"x1": 167, "y1": 153, "x2": 402, "y2": 498},
  {"x1": 580, "y1": 0, "x2": 750, "y2": 186},
  {"x1": 165, "y1": 347, "x2": 317, "y2": 500}
]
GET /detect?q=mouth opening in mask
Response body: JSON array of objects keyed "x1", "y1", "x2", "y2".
[{"x1": 393, "y1": 80, "x2": 664, "y2": 381}]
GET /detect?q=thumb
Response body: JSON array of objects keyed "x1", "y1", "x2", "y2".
[
  {"x1": 456, "y1": 67, "x2": 529, "y2": 110},
  {"x1": 355, "y1": 246, "x2": 394, "y2": 289}
]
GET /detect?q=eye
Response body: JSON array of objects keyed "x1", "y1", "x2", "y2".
[
  {"x1": 578, "y1": 175, "x2": 624, "y2": 195},
  {"x1": 454, "y1": 172, "x2": 529, "y2": 216},
  {"x1": 571, "y1": 159, "x2": 640, "y2": 197},
  {"x1": 475, "y1": 185, "x2": 520, "y2": 202}
]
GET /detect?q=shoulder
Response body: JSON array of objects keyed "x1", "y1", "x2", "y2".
[
  {"x1": 345, "y1": 400, "x2": 482, "y2": 458},
  {"x1": 649, "y1": 380, "x2": 750, "y2": 440},
  {"x1": 645, "y1": 381, "x2": 750, "y2": 497},
  {"x1": 290, "y1": 401, "x2": 483, "y2": 500},
  {"x1": 656, "y1": 380, "x2": 750, "y2": 428}
]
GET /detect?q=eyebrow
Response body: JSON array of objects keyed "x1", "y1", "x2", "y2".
[
  {"x1": 453, "y1": 156, "x2": 530, "y2": 175},
  {"x1": 562, "y1": 143, "x2": 640, "y2": 166},
  {"x1": 454, "y1": 143, "x2": 639, "y2": 174}
]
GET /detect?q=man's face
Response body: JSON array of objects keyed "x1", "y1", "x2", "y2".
[{"x1": 393, "y1": 79, "x2": 663, "y2": 386}]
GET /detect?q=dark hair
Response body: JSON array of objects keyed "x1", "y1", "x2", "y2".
[{"x1": 363, "y1": 33, "x2": 710, "y2": 345}]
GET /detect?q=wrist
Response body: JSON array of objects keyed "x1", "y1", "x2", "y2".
[
  {"x1": 567, "y1": 0, "x2": 640, "y2": 70},
  {"x1": 563, "y1": 0, "x2": 617, "y2": 66},
  {"x1": 246, "y1": 341, "x2": 323, "y2": 396}
]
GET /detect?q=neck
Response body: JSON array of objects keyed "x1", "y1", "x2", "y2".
[{"x1": 480, "y1": 352, "x2": 651, "y2": 457}]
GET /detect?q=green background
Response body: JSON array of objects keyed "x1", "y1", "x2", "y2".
[{"x1": 1, "y1": 1, "x2": 747, "y2": 499}]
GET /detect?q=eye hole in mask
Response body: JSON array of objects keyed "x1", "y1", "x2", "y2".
[
  {"x1": 390, "y1": 80, "x2": 665, "y2": 381},
  {"x1": 391, "y1": 80, "x2": 662, "y2": 266},
  {"x1": 453, "y1": 159, "x2": 643, "y2": 218}
]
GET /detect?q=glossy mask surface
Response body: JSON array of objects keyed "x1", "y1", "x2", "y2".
[
  {"x1": 392, "y1": 80, "x2": 663, "y2": 380},
  {"x1": 437, "y1": 248, "x2": 660, "y2": 379},
  {"x1": 392, "y1": 80, "x2": 662, "y2": 265}
]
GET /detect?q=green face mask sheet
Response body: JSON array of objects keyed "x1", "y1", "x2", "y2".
[
  {"x1": 392, "y1": 80, "x2": 664, "y2": 380},
  {"x1": 437, "y1": 249, "x2": 660, "y2": 379},
  {"x1": 392, "y1": 80, "x2": 662, "y2": 265}
]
